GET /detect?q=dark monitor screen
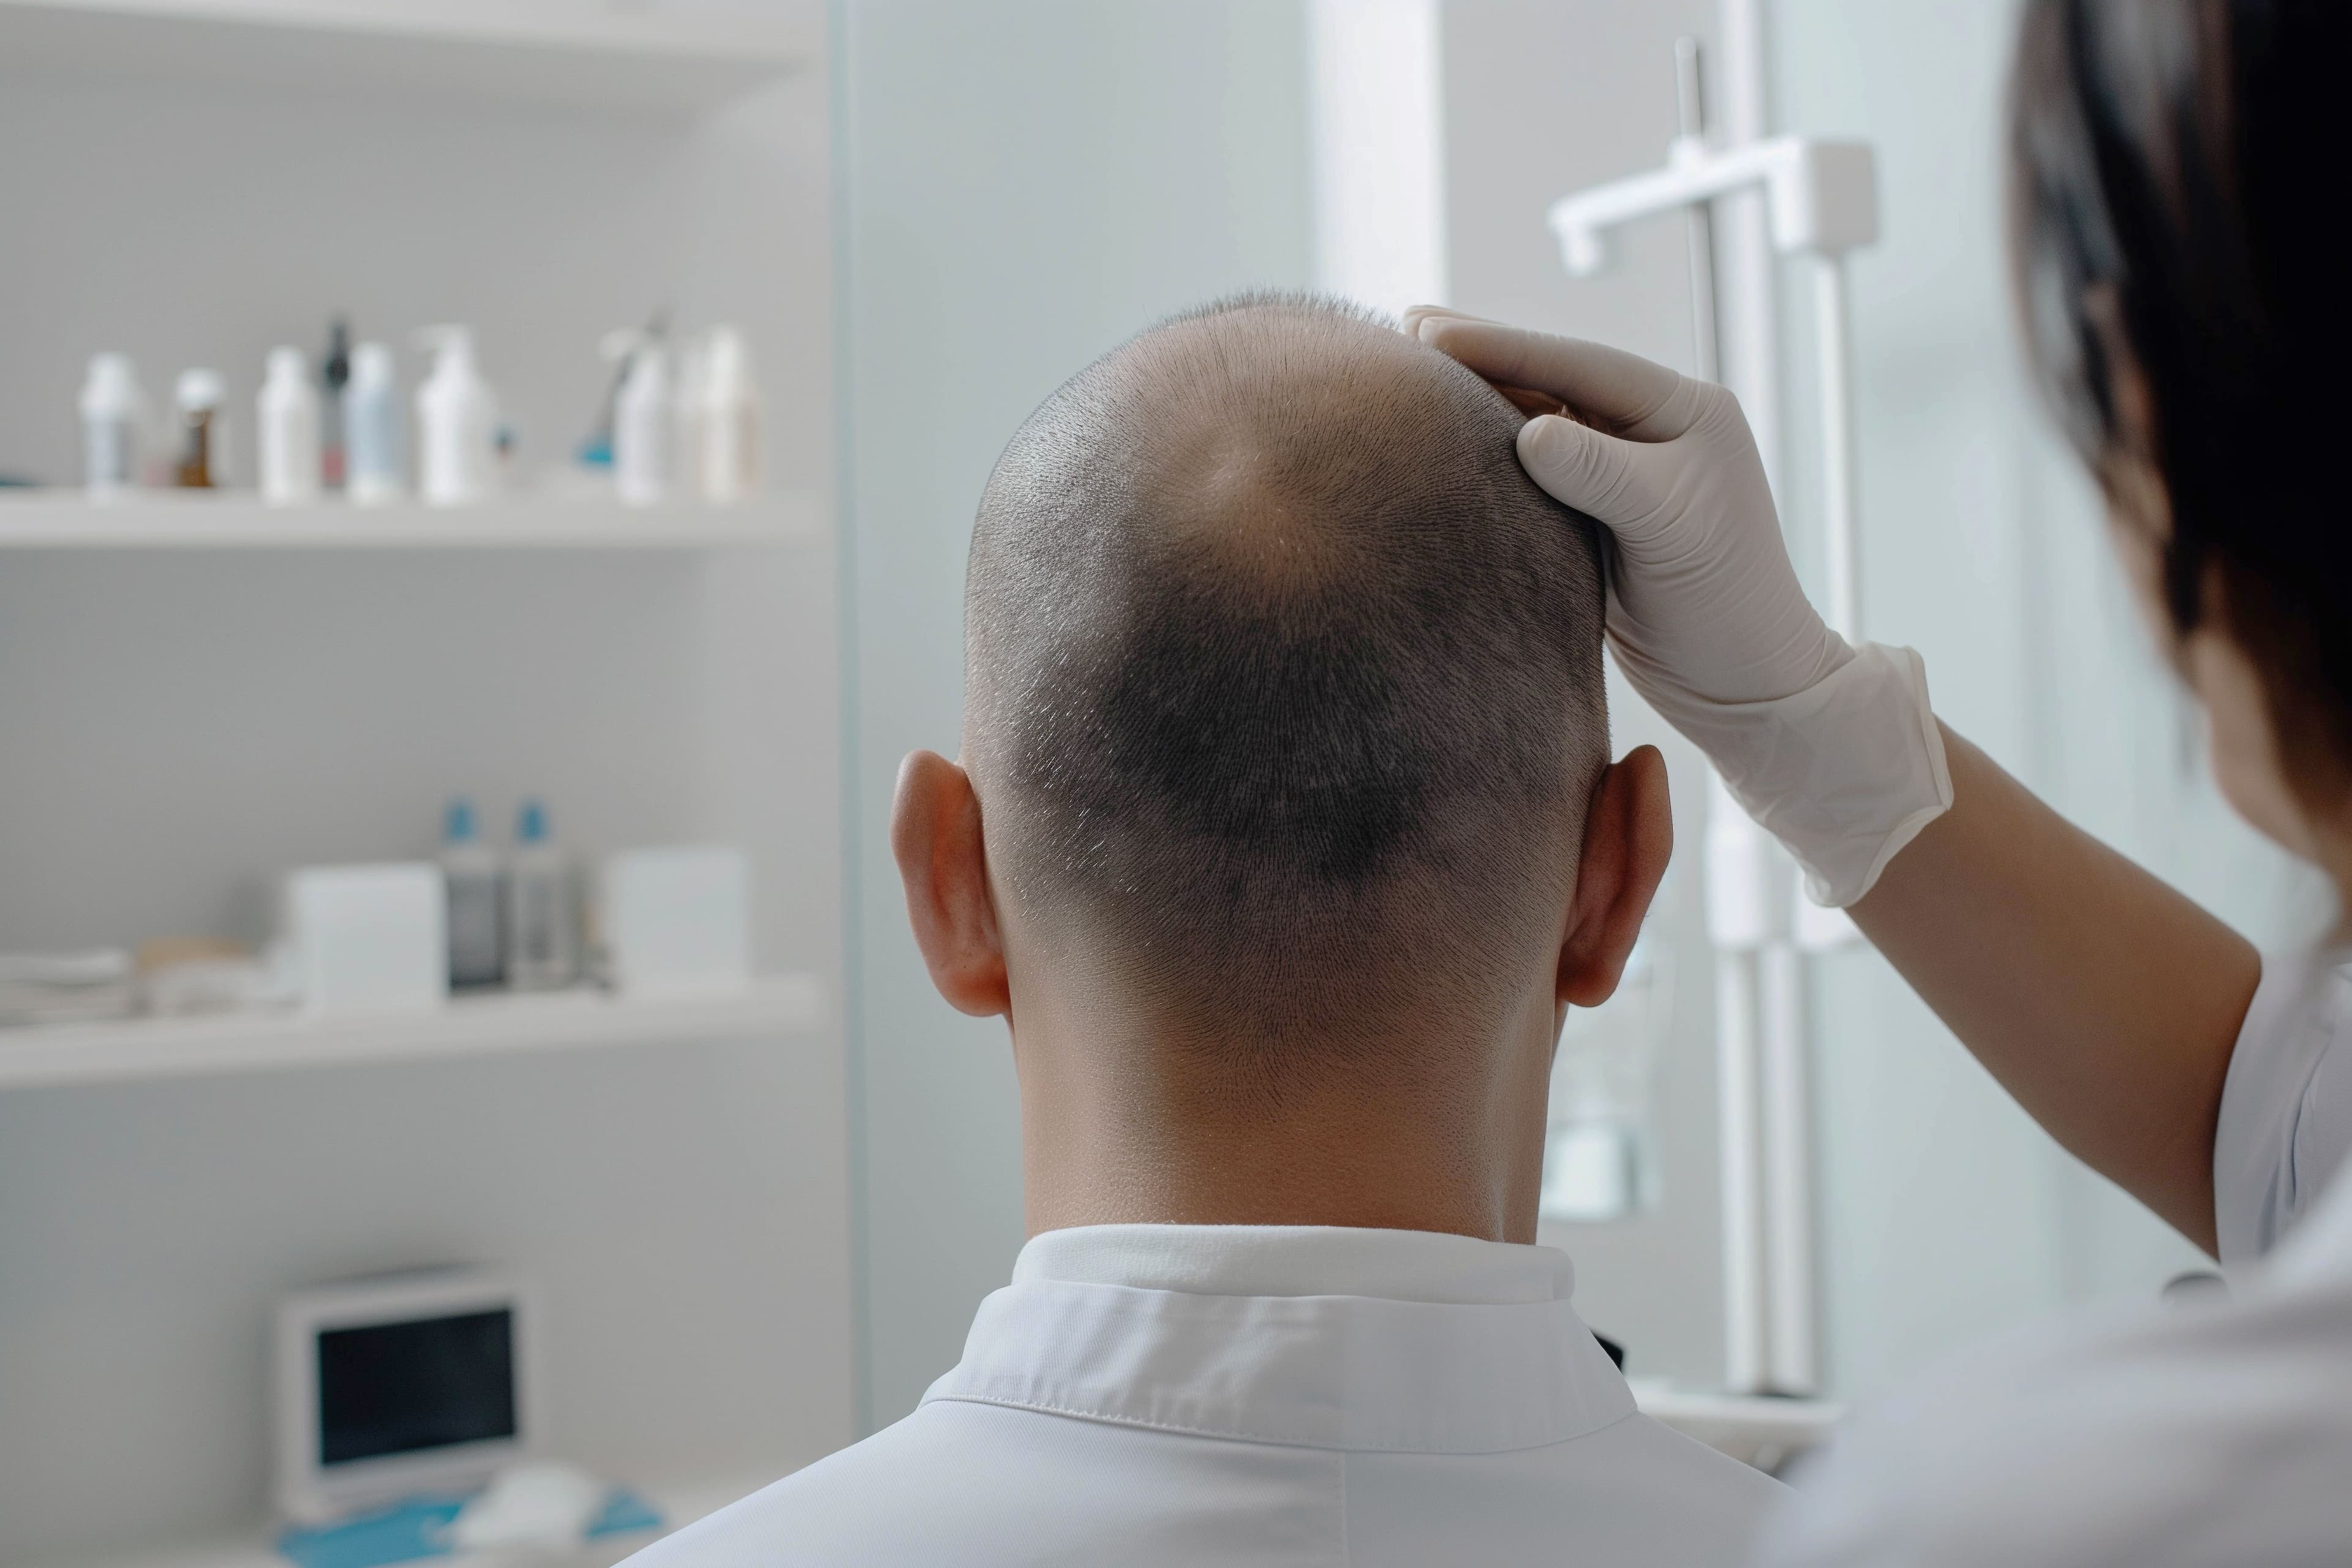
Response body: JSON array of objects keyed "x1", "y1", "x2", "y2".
[{"x1": 317, "y1": 1308, "x2": 517, "y2": 1466}]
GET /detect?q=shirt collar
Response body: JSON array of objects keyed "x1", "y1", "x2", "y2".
[
  {"x1": 924, "y1": 1223, "x2": 1633, "y2": 1453},
  {"x1": 1011, "y1": 1222, "x2": 1580, "y2": 1304}
]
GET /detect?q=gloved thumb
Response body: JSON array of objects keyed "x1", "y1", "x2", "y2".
[{"x1": 1515, "y1": 415, "x2": 1661, "y2": 535}]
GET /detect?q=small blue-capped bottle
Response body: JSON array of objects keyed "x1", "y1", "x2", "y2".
[
  {"x1": 440, "y1": 796, "x2": 505, "y2": 990},
  {"x1": 505, "y1": 798, "x2": 579, "y2": 990}
]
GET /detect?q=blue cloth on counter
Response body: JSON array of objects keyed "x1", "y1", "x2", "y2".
[{"x1": 276, "y1": 1487, "x2": 663, "y2": 1568}]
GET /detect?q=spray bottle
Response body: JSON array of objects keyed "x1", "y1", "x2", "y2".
[
  {"x1": 600, "y1": 328, "x2": 673, "y2": 506},
  {"x1": 413, "y1": 326, "x2": 498, "y2": 507},
  {"x1": 257, "y1": 347, "x2": 322, "y2": 505}
]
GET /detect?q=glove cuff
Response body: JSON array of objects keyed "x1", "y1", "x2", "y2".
[{"x1": 1662, "y1": 642, "x2": 1952, "y2": 907}]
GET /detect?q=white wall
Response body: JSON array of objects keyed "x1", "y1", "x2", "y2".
[{"x1": 835, "y1": 0, "x2": 1316, "y2": 1427}]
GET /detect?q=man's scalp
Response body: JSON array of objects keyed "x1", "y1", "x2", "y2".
[{"x1": 965, "y1": 292, "x2": 1608, "y2": 1048}]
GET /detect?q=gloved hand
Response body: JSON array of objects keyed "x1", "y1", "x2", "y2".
[{"x1": 1406, "y1": 307, "x2": 1951, "y2": 907}]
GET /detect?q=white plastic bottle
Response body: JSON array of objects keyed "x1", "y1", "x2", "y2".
[
  {"x1": 505, "y1": 799, "x2": 579, "y2": 990},
  {"x1": 79, "y1": 353, "x2": 146, "y2": 497},
  {"x1": 344, "y1": 342, "x2": 405, "y2": 505},
  {"x1": 440, "y1": 797, "x2": 505, "y2": 990},
  {"x1": 693, "y1": 325, "x2": 762, "y2": 505},
  {"x1": 413, "y1": 326, "x2": 498, "y2": 507},
  {"x1": 256, "y1": 347, "x2": 322, "y2": 505},
  {"x1": 601, "y1": 328, "x2": 672, "y2": 506}
]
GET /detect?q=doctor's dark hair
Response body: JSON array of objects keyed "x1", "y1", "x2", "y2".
[
  {"x1": 962, "y1": 293, "x2": 1609, "y2": 1057},
  {"x1": 2010, "y1": 0, "x2": 2352, "y2": 794}
]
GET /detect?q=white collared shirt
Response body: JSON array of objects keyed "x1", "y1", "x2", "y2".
[{"x1": 633, "y1": 1224, "x2": 1783, "y2": 1566}]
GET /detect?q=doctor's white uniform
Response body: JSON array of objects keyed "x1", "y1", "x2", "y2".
[
  {"x1": 631, "y1": 1225, "x2": 1782, "y2": 1566},
  {"x1": 1761, "y1": 949, "x2": 2352, "y2": 1566}
]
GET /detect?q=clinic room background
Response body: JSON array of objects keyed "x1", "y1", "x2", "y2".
[{"x1": 0, "y1": 1, "x2": 2321, "y2": 1563}]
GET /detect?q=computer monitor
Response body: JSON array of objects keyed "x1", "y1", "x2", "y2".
[{"x1": 274, "y1": 1268, "x2": 534, "y2": 1523}]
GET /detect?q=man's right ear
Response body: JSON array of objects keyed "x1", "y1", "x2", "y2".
[{"x1": 891, "y1": 750, "x2": 1012, "y2": 1018}]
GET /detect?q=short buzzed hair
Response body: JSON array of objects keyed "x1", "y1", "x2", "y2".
[{"x1": 965, "y1": 293, "x2": 1608, "y2": 1054}]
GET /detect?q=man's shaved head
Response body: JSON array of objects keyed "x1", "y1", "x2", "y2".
[{"x1": 965, "y1": 294, "x2": 1609, "y2": 1056}]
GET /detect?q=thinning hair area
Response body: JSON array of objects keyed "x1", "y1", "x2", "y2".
[{"x1": 964, "y1": 293, "x2": 1610, "y2": 1061}]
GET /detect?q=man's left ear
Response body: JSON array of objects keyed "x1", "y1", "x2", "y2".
[
  {"x1": 892, "y1": 750, "x2": 1013, "y2": 1018},
  {"x1": 1558, "y1": 745, "x2": 1673, "y2": 1008}
]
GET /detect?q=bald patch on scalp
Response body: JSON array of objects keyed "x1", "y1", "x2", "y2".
[{"x1": 965, "y1": 293, "x2": 1609, "y2": 1057}]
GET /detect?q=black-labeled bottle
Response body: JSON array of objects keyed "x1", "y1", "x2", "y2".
[{"x1": 440, "y1": 797, "x2": 505, "y2": 990}]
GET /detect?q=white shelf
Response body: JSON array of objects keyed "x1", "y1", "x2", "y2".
[
  {"x1": 0, "y1": 0, "x2": 815, "y2": 113},
  {"x1": 0, "y1": 975, "x2": 825, "y2": 1090},
  {"x1": 0, "y1": 491, "x2": 820, "y2": 549}
]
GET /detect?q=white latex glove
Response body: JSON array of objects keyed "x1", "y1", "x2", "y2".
[{"x1": 1408, "y1": 307, "x2": 1951, "y2": 907}]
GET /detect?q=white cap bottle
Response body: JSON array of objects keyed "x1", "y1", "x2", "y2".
[
  {"x1": 600, "y1": 328, "x2": 673, "y2": 507},
  {"x1": 79, "y1": 353, "x2": 146, "y2": 497},
  {"x1": 693, "y1": 326, "x2": 762, "y2": 505},
  {"x1": 413, "y1": 325, "x2": 498, "y2": 507},
  {"x1": 257, "y1": 346, "x2": 322, "y2": 505},
  {"x1": 344, "y1": 342, "x2": 405, "y2": 505}
]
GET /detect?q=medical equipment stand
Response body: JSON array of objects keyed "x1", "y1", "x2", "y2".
[{"x1": 1545, "y1": 30, "x2": 1879, "y2": 1398}]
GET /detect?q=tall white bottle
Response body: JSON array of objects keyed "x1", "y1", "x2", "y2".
[
  {"x1": 79, "y1": 353, "x2": 146, "y2": 497},
  {"x1": 413, "y1": 326, "x2": 498, "y2": 507},
  {"x1": 256, "y1": 347, "x2": 322, "y2": 505},
  {"x1": 693, "y1": 326, "x2": 762, "y2": 505},
  {"x1": 600, "y1": 328, "x2": 672, "y2": 507},
  {"x1": 344, "y1": 342, "x2": 405, "y2": 506}
]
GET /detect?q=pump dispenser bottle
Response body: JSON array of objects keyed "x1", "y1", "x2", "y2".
[
  {"x1": 505, "y1": 799, "x2": 578, "y2": 990},
  {"x1": 414, "y1": 326, "x2": 497, "y2": 507},
  {"x1": 257, "y1": 347, "x2": 322, "y2": 505},
  {"x1": 344, "y1": 343, "x2": 405, "y2": 505}
]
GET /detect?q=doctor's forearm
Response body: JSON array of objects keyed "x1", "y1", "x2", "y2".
[{"x1": 1849, "y1": 723, "x2": 2258, "y2": 1254}]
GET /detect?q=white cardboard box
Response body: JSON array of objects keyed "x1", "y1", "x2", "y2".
[
  {"x1": 283, "y1": 862, "x2": 448, "y2": 1014},
  {"x1": 597, "y1": 846, "x2": 750, "y2": 999}
]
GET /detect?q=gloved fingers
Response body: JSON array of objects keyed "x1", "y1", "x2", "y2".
[
  {"x1": 1411, "y1": 314, "x2": 1703, "y2": 441},
  {"x1": 1516, "y1": 413, "x2": 1669, "y2": 537},
  {"x1": 1494, "y1": 379, "x2": 1577, "y2": 417},
  {"x1": 1401, "y1": 308, "x2": 1558, "y2": 414},
  {"x1": 1399, "y1": 303, "x2": 1472, "y2": 337}
]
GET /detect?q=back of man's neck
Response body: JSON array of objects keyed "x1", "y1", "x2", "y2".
[{"x1": 1017, "y1": 1055, "x2": 1534, "y2": 1243}]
